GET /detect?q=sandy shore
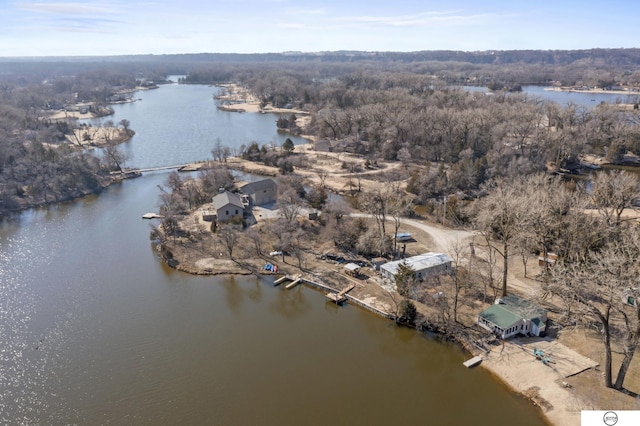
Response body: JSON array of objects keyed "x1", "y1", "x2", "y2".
[
  {"x1": 480, "y1": 337, "x2": 598, "y2": 426},
  {"x1": 46, "y1": 110, "x2": 100, "y2": 120},
  {"x1": 66, "y1": 127, "x2": 131, "y2": 147},
  {"x1": 215, "y1": 83, "x2": 308, "y2": 115}
]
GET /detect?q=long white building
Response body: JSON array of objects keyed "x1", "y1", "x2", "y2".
[{"x1": 380, "y1": 252, "x2": 453, "y2": 282}]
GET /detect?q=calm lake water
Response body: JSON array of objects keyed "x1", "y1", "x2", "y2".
[
  {"x1": 88, "y1": 81, "x2": 309, "y2": 169},
  {"x1": 0, "y1": 83, "x2": 548, "y2": 425},
  {"x1": 464, "y1": 85, "x2": 640, "y2": 109}
]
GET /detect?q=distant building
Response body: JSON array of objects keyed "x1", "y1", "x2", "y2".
[
  {"x1": 212, "y1": 191, "x2": 244, "y2": 222},
  {"x1": 478, "y1": 295, "x2": 548, "y2": 339},
  {"x1": 538, "y1": 252, "x2": 558, "y2": 267},
  {"x1": 240, "y1": 178, "x2": 278, "y2": 206},
  {"x1": 380, "y1": 252, "x2": 453, "y2": 282}
]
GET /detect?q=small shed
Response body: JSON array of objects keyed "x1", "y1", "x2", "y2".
[
  {"x1": 538, "y1": 252, "x2": 558, "y2": 267},
  {"x1": 344, "y1": 263, "x2": 361, "y2": 277},
  {"x1": 201, "y1": 210, "x2": 215, "y2": 222}
]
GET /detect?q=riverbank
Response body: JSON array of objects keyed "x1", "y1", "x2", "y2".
[{"x1": 0, "y1": 177, "x2": 114, "y2": 216}]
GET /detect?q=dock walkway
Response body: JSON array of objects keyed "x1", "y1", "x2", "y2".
[{"x1": 325, "y1": 283, "x2": 356, "y2": 304}]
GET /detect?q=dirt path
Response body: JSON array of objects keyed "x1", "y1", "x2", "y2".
[{"x1": 350, "y1": 213, "x2": 475, "y2": 253}]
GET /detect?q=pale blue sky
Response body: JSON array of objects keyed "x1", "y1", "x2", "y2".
[{"x1": 1, "y1": 0, "x2": 639, "y2": 57}]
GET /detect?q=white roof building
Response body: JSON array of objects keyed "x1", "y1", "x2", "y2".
[{"x1": 380, "y1": 252, "x2": 453, "y2": 282}]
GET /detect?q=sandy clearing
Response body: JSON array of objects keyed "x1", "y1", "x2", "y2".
[{"x1": 482, "y1": 337, "x2": 598, "y2": 426}]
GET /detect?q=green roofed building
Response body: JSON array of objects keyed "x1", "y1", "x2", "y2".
[{"x1": 478, "y1": 295, "x2": 547, "y2": 339}]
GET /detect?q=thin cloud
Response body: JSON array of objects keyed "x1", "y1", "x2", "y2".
[
  {"x1": 18, "y1": 1, "x2": 116, "y2": 16},
  {"x1": 15, "y1": 1, "x2": 128, "y2": 33},
  {"x1": 336, "y1": 11, "x2": 503, "y2": 28},
  {"x1": 285, "y1": 8, "x2": 326, "y2": 16},
  {"x1": 277, "y1": 23, "x2": 306, "y2": 30}
]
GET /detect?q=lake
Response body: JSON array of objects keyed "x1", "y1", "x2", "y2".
[
  {"x1": 0, "y1": 83, "x2": 548, "y2": 425},
  {"x1": 87, "y1": 81, "x2": 310, "y2": 169},
  {"x1": 464, "y1": 85, "x2": 639, "y2": 109}
]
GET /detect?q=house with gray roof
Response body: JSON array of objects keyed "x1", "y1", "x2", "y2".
[
  {"x1": 478, "y1": 295, "x2": 547, "y2": 339},
  {"x1": 212, "y1": 191, "x2": 245, "y2": 222},
  {"x1": 240, "y1": 178, "x2": 278, "y2": 206},
  {"x1": 380, "y1": 252, "x2": 453, "y2": 282}
]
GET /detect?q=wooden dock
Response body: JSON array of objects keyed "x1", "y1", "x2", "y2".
[
  {"x1": 274, "y1": 274, "x2": 300, "y2": 287},
  {"x1": 326, "y1": 283, "x2": 356, "y2": 304},
  {"x1": 285, "y1": 278, "x2": 302, "y2": 289},
  {"x1": 273, "y1": 275, "x2": 289, "y2": 286},
  {"x1": 463, "y1": 356, "x2": 483, "y2": 368}
]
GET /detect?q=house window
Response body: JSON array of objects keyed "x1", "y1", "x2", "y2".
[
  {"x1": 226, "y1": 210, "x2": 229, "y2": 215},
  {"x1": 235, "y1": 209, "x2": 238, "y2": 214}
]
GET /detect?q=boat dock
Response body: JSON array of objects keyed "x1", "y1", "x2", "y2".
[
  {"x1": 463, "y1": 356, "x2": 483, "y2": 368},
  {"x1": 285, "y1": 277, "x2": 302, "y2": 289},
  {"x1": 325, "y1": 283, "x2": 356, "y2": 304},
  {"x1": 271, "y1": 274, "x2": 391, "y2": 317},
  {"x1": 273, "y1": 274, "x2": 300, "y2": 287}
]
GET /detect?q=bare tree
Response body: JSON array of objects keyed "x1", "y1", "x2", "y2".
[
  {"x1": 359, "y1": 187, "x2": 398, "y2": 255},
  {"x1": 387, "y1": 184, "x2": 411, "y2": 254},
  {"x1": 218, "y1": 225, "x2": 239, "y2": 260},
  {"x1": 118, "y1": 119, "x2": 132, "y2": 136},
  {"x1": 474, "y1": 180, "x2": 524, "y2": 297},
  {"x1": 545, "y1": 226, "x2": 640, "y2": 392},
  {"x1": 448, "y1": 240, "x2": 470, "y2": 323},
  {"x1": 246, "y1": 228, "x2": 263, "y2": 256},
  {"x1": 589, "y1": 170, "x2": 640, "y2": 227}
]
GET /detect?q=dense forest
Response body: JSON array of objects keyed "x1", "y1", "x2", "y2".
[{"x1": 2, "y1": 48, "x2": 640, "y2": 215}]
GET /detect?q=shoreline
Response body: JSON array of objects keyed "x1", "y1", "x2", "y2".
[
  {"x1": 153, "y1": 175, "x2": 594, "y2": 426},
  {"x1": 544, "y1": 86, "x2": 640, "y2": 96},
  {"x1": 214, "y1": 83, "x2": 309, "y2": 115}
]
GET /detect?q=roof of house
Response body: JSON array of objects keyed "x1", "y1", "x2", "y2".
[
  {"x1": 344, "y1": 263, "x2": 360, "y2": 272},
  {"x1": 212, "y1": 191, "x2": 244, "y2": 210},
  {"x1": 381, "y1": 252, "x2": 453, "y2": 276},
  {"x1": 478, "y1": 295, "x2": 546, "y2": 329},
  {"x1": 478, "y1": 304, "x2": 521, "y2": 329},
  {"x1": 240, "y1": 178, "x2": 277, "y2": 194}
]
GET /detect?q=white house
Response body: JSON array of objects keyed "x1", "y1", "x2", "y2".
[
  {"x1": 478, "y1": 295, "x2": 547, "y2": 339},
  {"x1": 380, "y1": 252, "x2": 453, "y2": 282}
]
